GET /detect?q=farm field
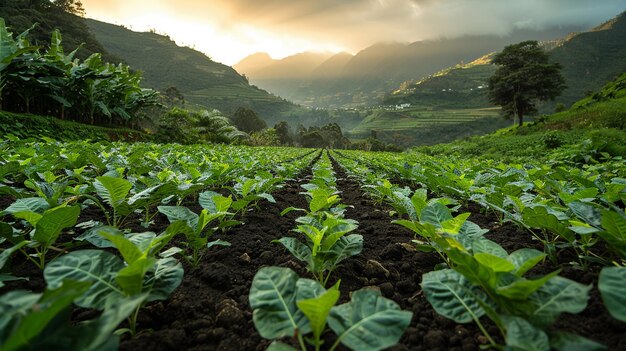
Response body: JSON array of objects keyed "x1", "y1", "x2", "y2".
[
  {"x1": 351, "y1": 107, "x2": 503, "y2": 134},
  {"x1": 1, "y1": 137, "x2": 625, "y2": 351}
]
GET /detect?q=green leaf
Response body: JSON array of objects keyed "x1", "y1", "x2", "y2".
[
  {"x1": 157, "y1": 206, "x2": 198, "y2": 229},
  {"x1": 33, "y1": 206, "x2": 80, "y2": 246},
  {"x1": 503, "y1": 315, "x2": 550, "y2": 351},
  {"x1": 421, "y1": 269, "x2": 486, "y2": 323},
  {"x1": 420, "y1": 202, "x2": 453, "y2": 227},
  {"x1": 280, "y1": 206, "x2": 305, "y2": 216},
  {"x1": 0, "y1": 290, "x2": 40, "y2": 340},
  {"x1": 523, "y1": 206, "x2": 571, "y2": 238},
  {"x1": 249, "y1": 267, "x2": 310, "y2": 339},
  {"x1": 507, "y1": 248, "x2": 546, "y2": 276},
  {"x1": 598, "y1": 266, "x2": 626, "y2": 322},
  {"x1": 0, "y1": 241, "x2": 28, "y2": 270},
  {"x1": 320, "y1": 217, "x2": 358, "y2": 251},
  {"x1": 94, "y1": 176, "x2": 132, "y2": 208},
  {"x1": 392, "y1": 219, "x2": 420, "y2": 233},
  {"x1": 550, "y1": 332, "x2": 607, "y2": 351},
  {"x1": 12, "y1": 210, "x2": 43, "y2": 226},
  {"x1": 328, "y1": 289, "x2": 412, "y2": 351},
  {"x1": 267, "y1": 341, "x2": 299, "y2": 351},
  {"x1": 475, "y1": 253, "x2": 516, "y2": 272},
  {"x1": 99, "y1": 230, "x2": 143, "y2": 264},
  {"x1": 145, "y1": 257, "x2": 184, "y2": 302},
  {"x1": 275, "y1": 237, "x2": 312, "y2": 264},
  {"x1": 3, "y1": 197, "x2": 49, "y2": 215},
  {"x1": 207, "y1": 239, "x2": 230, "y2": 249},
  {"x1": 325, "y1": 234, "x2": 363, "y2": 268},
  {"x1": 528, "y1": 276, "x2": 590, "y2": 327},
  {"x1": 441, "y1": 213, "x2": 471, "y2": 234},
  {"x1": 116, "y1": 257, "x2": 155, "y2": 296},
  {"x1": 599, "y1": 211, "x2": 626, "y2": 259},
  {"x1": 72, "y1": 294, "x2": 149, "y2": 351},
  {"x1": 497, "y1": 271, "x2": 560, "y2": 300},
  {"x1": 296, "y1": 281, "x2": 340, "y2": 342},
  {"x1": 44, "y1": 250, "x2": 125, "y2": 309},
  {"x1": 199, "y1": 191, "x2": 232, "y2": 213},
  {"x1": 0, "y1": 274, "x2": 27, "y2": 288},
  {"x1": 410, "y1": 188, "x2": 428, "y2": 220},
  {"x1": 1, "y1": 280, "x2": 91, "y2": 351},
  {"x1": 472, "y1": 237, "x2": 508, "y2": 258}
]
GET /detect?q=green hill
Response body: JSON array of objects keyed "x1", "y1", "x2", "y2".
[
  {"x1": 387, "y1": 11, "x2": 626, "y2": 112},
  {"x1": 549, "y1": 12, "x2": 626, "y2": 109},
  {"x1": 84, "y1": 19, "x2": 295, "y2": 119},
  {"x1": 415, "y1": 72, "x2": 626, "y2": 161},
  {"x1": 383, "y1": 54, "x2": 496, "y2": 108}
]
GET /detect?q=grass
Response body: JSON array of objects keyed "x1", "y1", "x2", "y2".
[{"x1": 412, "y1": 75, "x2": 626, "y2": 162}]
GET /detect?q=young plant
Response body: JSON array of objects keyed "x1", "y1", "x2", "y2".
[
  {"x1": 230, "y1": 172, "x2": 281, "y2": 215},
  {"x1": 0, "y1": 280, "x2": 146, "y2": 351},
  {"x1": 43, "y1": 224, "x2": 184, "y2": 335},
  {"x1": 0, "y1": 202, "x2": 80, "y2": 269},
  {"x1": 249, "y1": 267, "x2": 412, "y2": 351},
  {"x1": 158, "y1": 190, "x2": 238, "y2": 266},
  {"x1": 421, "y1": 233, "x2": 596, "y2": 350},
  {"x1": 275, "y1": 212, "x2": 362, "y2": 286}
]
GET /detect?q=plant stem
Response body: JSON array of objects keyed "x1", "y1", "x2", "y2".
[{"x1": 128, "y1": 305, "x2": 141, "y2": 336}]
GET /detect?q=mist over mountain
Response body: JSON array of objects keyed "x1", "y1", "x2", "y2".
[{"x1": 235, "y1": 25, "x2": 584, "y2": 108}]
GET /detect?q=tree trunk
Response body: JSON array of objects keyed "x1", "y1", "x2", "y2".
[{"x1": 518, "y1": 111, "x2": 524, "y2": 127}]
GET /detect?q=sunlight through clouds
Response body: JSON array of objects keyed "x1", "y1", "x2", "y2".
[{"x1": 79, "y1": 0, "x2": 626, "y2": 64}]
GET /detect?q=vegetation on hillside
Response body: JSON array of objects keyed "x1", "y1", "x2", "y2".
[
  {"x1": 415, "y1": 72, "x2": 626, "y2": 162},
  {"x1": 0, "y1": 0, "x2": 117, "y2": 62},
  {"x1": 488, "y1": 41, "x2": 565, "y2": 126},
  {"x1": 84, "y1": 19, "x2": 296, "y2": 120},
  {"x1": 0, "y1": 19, "x2": 159, "y2": 127}
]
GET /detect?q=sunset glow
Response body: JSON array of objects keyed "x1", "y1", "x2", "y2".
[{"x1": 79, "y1": 0, "x2": 626, "y2": 65}]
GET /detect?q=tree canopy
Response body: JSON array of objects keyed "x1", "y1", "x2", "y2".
[{"x1": 488, "y1": 40, "x2": 565, "y2": 126}]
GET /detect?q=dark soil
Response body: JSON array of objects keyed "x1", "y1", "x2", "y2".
[{"x1": 2, "y1": 152, "x2": 625, "y2": 351}]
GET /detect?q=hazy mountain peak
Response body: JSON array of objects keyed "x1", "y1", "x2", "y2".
[{"x1": 234, "y1": 52, "x2": 276, "y2": 75}]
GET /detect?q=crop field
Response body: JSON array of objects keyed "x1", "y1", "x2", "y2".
[
  {"x1": 350, "y1": 107, "x2": 504, "y2": 134},
  {"x1": 1, "y1": 138, "x2": 625, "y2": 351}
]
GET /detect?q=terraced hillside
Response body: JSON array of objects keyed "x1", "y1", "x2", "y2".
[
  {"x1": 85, "y1": 19, "x2": 295, "y2": 119},
  {"x1": 348, "y1": 106, "x2": 508, "y2": 147}
]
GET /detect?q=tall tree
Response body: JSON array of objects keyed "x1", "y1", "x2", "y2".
[
  {"x1": 230, "y1": 107, "x2": 266, "y2": 133},
  {"x1": 488, "y1": 41, "x2": 565, "y2": 126}
]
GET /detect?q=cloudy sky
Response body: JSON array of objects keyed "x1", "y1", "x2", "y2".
[{"x1": 80, "y1": 0, "x2": 626, "y2": 65}]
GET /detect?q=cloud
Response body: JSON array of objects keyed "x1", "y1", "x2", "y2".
[
  {"x1": 170, "y1": 0, "x2": 625, "y2": 48},
  {"x1": 81, "y1": 0, "x2": 626, "y2": 64}
]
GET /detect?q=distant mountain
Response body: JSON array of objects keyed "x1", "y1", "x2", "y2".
[
  {"x1": 85, "y1": 19, "x2": 295, "y2": 119},
  {"x1": 235, "y1": 26, "x2": 584, "y2": 108},
  {"x1": 233, "y1": 52, "x2": 275, "y2": 77},
  {"x1": 387, "y1": 11, "x2": 626, "y2": 112},
  {"x1": 384, "y1": 54, "x2": 496, "y2": 108},
  {"x1": 549, "y1": 11, "x2": 626, "y2": 109},
  {"x1": 312, "y1": 52, "x2": 354, "y2": 78}
]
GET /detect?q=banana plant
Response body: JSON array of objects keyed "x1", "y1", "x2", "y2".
[
  {"x1": 249, "y1": 267, "x2": 412, "y2": 351},
  {"x1": 0, "y1": 18, "x2": 38, "y2": 110}
]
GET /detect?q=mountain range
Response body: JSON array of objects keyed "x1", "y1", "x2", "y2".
[
  {"x1": 234, "y1": 27, "x2": 585, "y2": 108},
  {"x1": 386, "y1": 11, "x2": 626, "y2": 112}
]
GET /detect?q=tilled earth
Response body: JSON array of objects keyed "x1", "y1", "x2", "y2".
[{"x1": 3, "y1": 156, "x2": 626, "y2": 351}]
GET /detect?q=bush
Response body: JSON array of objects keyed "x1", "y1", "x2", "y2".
[{"x1": 540, "y1": 132, "x2": 565, "y2": 149}]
